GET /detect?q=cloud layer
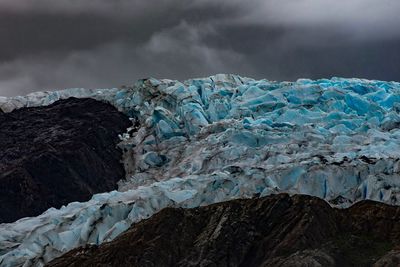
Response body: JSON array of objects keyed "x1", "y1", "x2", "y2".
[{"x1": 1, "y1": 0, "x2": 400, "y2": 96}]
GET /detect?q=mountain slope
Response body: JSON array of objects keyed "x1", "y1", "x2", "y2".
[
  {"x1": 0, "y1": 97, "x2": 131, "y2": 223},
  {"x1": 47, "y1": 194, "x2": 400, "y2": 267},
  {"x1": 2, "y1": 75, "x2": 400, "y2": 266}
]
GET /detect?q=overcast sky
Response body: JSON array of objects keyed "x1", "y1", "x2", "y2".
[{"x1": 1, "y1": 0, "x2": 400, "y2": 96}]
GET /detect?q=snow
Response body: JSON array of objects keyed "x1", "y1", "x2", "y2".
[{"x1": 2, "y1": 74, "x2": 400, "y2": 266}]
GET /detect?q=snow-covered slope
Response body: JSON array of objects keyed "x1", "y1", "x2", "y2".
[{"x1": 1, "y1": 74, "x2": 400, "y2": 266}]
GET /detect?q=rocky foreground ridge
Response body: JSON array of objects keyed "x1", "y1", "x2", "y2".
[{"x1": 48, "y1": 194, "x2": 400, "y2": 267}]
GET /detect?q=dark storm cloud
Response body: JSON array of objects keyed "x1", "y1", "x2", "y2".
[
  {"x1": 0, "y1": 0, "x2": 400, "y2": 96},
  {"x1": 0, "y1": 1, "x2": 237, "y2": 62}
]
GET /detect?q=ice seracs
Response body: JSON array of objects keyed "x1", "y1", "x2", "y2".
[
  {"x1": 116, "y1": 75, "x2": 400, "y2": 205},
  {"x1": 1, "y1": 74, "x2": 400, "y2": 266}
]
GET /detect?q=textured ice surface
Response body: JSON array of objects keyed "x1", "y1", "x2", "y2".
[
  {"x1": 117, "y1": 75, "x2": 400, "y2": 205},
  {"x1": 2, "y1": 74, "x2": 400, "y2": 266}
]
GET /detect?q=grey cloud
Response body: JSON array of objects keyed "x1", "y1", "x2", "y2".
[
  {"x1": 0, "y1": 1, "x2": 237, "y2": 62},
  {"x1": 0, "y1": 0, "x2": 238, "y2": 20},
  {"x1": 0, "y1": 0, "x2": 399, "y2": 96},
  {"x1": 0, "y1": 22, "x2": 252, "y2": 96},
  {"x1": 229, "y1": 0, "x2": 400, "y2": 40}
]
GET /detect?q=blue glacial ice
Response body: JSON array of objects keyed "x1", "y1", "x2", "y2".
[
  {"x1": 2, "y1": 74, "x2": 400, "y2": 266},
  {"x1": 116, "y1": 74, "x2": 400, "y2": 204}
]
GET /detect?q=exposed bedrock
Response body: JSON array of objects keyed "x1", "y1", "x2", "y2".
[
  {"x1": 0, "y1": 98, "x2": 131, "y2": 223},
  {"x1": 47, "y1": 193, "x2": 400, "y2": 267}
]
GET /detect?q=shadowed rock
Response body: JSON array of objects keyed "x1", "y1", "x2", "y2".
[{"x1": 0, "y1": 97, "x2": 131, "y2": 223}]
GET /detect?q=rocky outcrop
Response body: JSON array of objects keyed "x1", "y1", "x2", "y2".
[
  {"x1": 0, "y1": 97, "x2": 131, "y2": 223},
  {"x1": 48, "y1": 194, "x2": 400, "y2": 267}
]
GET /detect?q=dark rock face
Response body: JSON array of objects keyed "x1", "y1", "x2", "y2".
[
  {"x1": 0, "y1": 98, "x2": 131, "y2": 223},
  {"x1": 48, "y1": 194, "x2": 400, "y2": 267}
]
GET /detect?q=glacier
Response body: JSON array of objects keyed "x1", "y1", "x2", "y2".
[{"x1": 1, "y1": 74, "x2": 400, "y2": 266}]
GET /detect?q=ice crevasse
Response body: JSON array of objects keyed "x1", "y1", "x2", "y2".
[{"x1": 2, "y1": 74, "x2": 400, "y2": 266}]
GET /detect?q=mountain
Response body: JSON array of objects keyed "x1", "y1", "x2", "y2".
[
  {"x1": 1, "y1": 74, "x2": 400, "y2": 266},
  {"x1": 47, "y1": 194, "x2": 400, "y2": 267},
  {"x1": 0, "y1": 97, "x2": 131, "y2": 223}
]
